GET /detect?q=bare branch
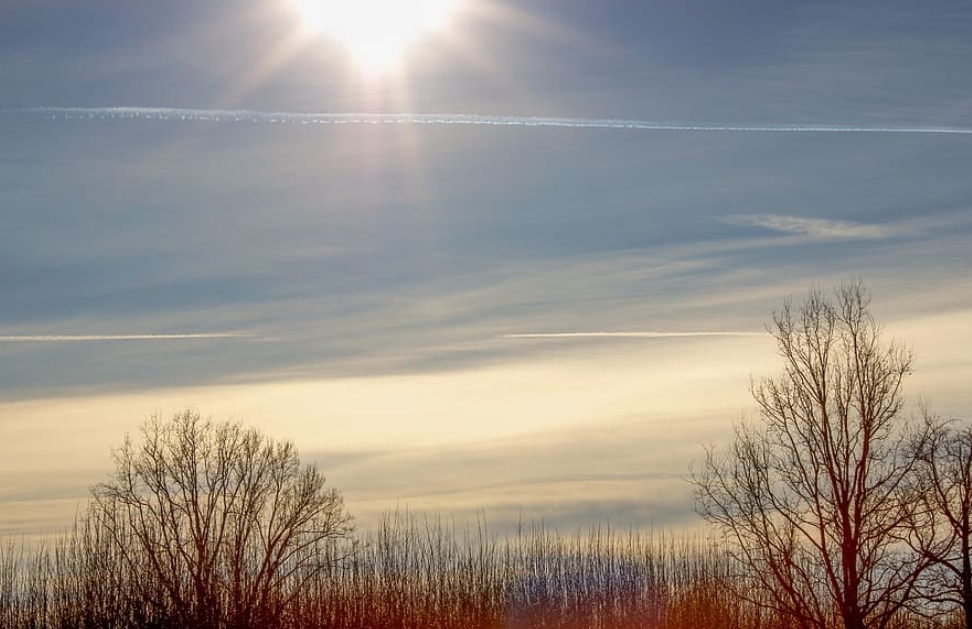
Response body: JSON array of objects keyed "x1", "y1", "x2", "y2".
[{"x1": 693, "y1": 282, "x2": 931, "y2": 629}]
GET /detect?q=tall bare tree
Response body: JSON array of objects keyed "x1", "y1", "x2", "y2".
[
  {"x1": 694, "y1": 282, "x2": 932, "y2": 629},
  {"x1": 908, "y1": 418, "x2": 972, "y2": 629},
  {"x1": 92, "y1": 410, "x2": 354, "y2": 629}
]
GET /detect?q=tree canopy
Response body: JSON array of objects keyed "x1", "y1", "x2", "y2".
[
  {"x1": 694, "y1": 282, "x2": 934, "y2": 629},
  {"x1": 92, "y1": 410, "x2": 354, "y2": 629}
]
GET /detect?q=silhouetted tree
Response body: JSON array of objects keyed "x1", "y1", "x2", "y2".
[
  {"x1": 908, "y1": 417, "x2": 972, "y2": 629},
  {"x1": 694, "y1": 282, "x2": 934, "y2": 629},
  {"x1": 91, "y1": 410, "x2": 353, "y2": 629}
]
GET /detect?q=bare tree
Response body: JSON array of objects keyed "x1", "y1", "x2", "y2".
[
  {"x1": 693, "y1": 282, "x2": 933, "y2": 629},
  {"x1": 91, "y1": 410, "x2": 354, "y2": 629},
  {"x1": 908, "y1": 417, "x2": 972, "y2": 629}
]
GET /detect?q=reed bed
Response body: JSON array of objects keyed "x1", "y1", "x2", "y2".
[{"x1": 0, "y1": 509, "x2": 953, "y2": 629}]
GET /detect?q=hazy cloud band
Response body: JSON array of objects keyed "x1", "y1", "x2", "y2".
[{"x1": 7, "y1": 107, "x2": 972, "y2": 135}]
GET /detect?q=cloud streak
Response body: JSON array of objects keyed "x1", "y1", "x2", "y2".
[
  {"x1": 723, "y1": 214, "x2": 904, "y2": 240},
  {"x1": 7, "y1": 107, "x2": 972, "y2": 135},
  {"x1": 0, "y1": 333, "x2": 253, "y2": 343},
  {"x1": 504, "y1": 331, "x2": 762, "y2": 339}
]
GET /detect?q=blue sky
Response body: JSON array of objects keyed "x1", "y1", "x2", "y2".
[{"x1": 2, "y1": 0, "x2": 971, "y2": 535}]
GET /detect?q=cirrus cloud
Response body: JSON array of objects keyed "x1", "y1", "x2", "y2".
[
  {"x1": 723, "y1": 214, "x2": 903, "y2": 240},
  {"x1": 0, "y1": 332, "x2": 253, "y2": 342},
  {"x1": 503, "y1": 331, "x2": 762, "y2": 339}
]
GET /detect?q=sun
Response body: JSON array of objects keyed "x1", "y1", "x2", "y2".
[{"x1": 293, "y1": 0, "x2": 460, "y2": 73}]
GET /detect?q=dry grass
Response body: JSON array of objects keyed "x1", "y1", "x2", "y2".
[{"x1": 0, "y1": 509, "x2": 955, "y2": 629}]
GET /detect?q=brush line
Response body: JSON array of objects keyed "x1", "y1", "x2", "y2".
[{"x1": 6, "y1": 107, "x2": 972, "y2": 135}]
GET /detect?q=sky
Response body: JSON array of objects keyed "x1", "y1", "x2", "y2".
[{"x1": 1, "y1": 0, "x2": 971, "y2": 537}]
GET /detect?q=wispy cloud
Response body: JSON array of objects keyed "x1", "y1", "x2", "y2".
[
  {"x1": 503, "y1": 331, "x2": 762, "y2": 339},
  {"x1": 723, "y1": 214, "x2": 903, "y2": 240},
  {"x1": 0, "y1": 332, "x2": 253, "y2": 343}
]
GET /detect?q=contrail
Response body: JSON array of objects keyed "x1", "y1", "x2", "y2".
[
  {"x1": 504, "y1": 331, "x2": 763, "y2": 339},
  {"x1": 0, "y1": 332, "x2": 253, "y2": 342},
  {"x1": 6, "y1": 106, "x2": 972, "y2": 135}
]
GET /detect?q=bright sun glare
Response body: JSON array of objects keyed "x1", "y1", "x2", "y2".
[{"x1": 294, "y1": 0, "x2": 460, "y2": 73}]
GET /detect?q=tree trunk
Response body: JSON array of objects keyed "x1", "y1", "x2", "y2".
[{"x1": 962, "y1": 531, "x2": 972, "y2": 629}]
